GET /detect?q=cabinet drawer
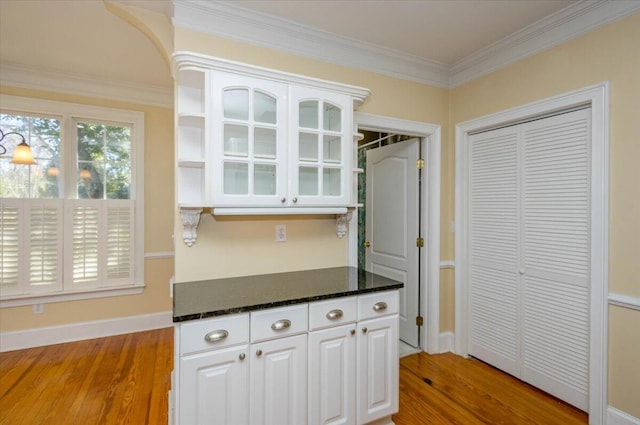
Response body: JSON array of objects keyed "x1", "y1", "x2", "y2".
[
  {"x1": 251, "y1": 304, "x2": 308, "y2": 342},
  {"x1": 357, "y1": 290, "x2": 399, "y2": 321},
  {"x1": 179, "y1": 313, "x2": 249, "y2": 356},
  {"x1": 309, "y1": 296, "x2": 357, "y2": 331}
]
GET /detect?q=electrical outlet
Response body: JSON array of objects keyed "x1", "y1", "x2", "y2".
[
  {"x1": 32, "y1": 303, "x2": 44, "y2": 314},
  {"x1": 275, "y1": 224, "x2": 287, "y2": 242}
]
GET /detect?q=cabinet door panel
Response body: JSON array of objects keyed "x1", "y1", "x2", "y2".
[
  {"x1": 250, "y1": 334, "x2": 307, "y2": 425},
  {"x1": 309, "y1": 325, "x2": 356, "y2": 425},
  {"x1": 290, "y1": 86, "x2": 351, "y2": 206},
  {"x1": 180, "y1": 345, "x2": 249, "y2": 425},
  {"x1": 211, "y1": 72, "x2": 288, "y2": 206},
  {"x1": 357, "y1": 315, "x2": 399, "y2": 424}
]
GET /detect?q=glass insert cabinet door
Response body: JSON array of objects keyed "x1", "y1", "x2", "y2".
[
  {"x1": 290, "y1": 86, "x2": 352, "y2": 206},
  {"x1": 211, "y1": 73, "x2": 288, "y2": 206}
]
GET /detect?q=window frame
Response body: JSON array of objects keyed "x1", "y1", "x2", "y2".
[{"x1": 0, "y1": 94, "x2": 145, "y2": 307}]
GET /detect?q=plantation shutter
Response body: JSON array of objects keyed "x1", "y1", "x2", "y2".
[
  {"x1": 521, "y1": 109, "x2": 590, "y2": 410},
  {"x1": 0, "y1": 200, "x2": 22, "y2": 295},
  {"x1": 468, "y1": 127, "x2": 520, "y2": 377},
  {"x1": 28, "y1": 200, "x2": 63, "y2": 293},
  {"x1": 66, "y1": 200, "x2": 134, "y2": 288},
  {"x1": 106, "y1": 200, "x2": 134, "y2": 284}
]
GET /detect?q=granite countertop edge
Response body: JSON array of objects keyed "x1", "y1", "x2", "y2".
[{"x1": 173, "y1": 282, "x2": 403, "y2": 323}]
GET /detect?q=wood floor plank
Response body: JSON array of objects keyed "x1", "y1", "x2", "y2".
[{"x1": 1, "y1": 328, "x2": 589, "y2": 425}]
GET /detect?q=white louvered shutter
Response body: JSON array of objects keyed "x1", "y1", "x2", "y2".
[
  {"x1": 67, "y1": 200, "x2": 101, "y2": 287},
  {"x1": 468, "y1": 127, "x2": 520, "y2": 377},
  {"x1": 106, "y1": 200, "x2": 134, "y2": 285},
  {"x1": 521, "y1": 109, "x2": 590, "y2": 411},
  {"x1": 27, "y1": 200, "x2": 63, "y2": 293},
  {"x1": 0, "y1": 199, "x2": 23, "y2": 296}
]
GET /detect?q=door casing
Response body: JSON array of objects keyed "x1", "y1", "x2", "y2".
[
  {"x1": 455, "y1": 82, "x2": 609, "y2": 424},
  {"x1": 352, "y1": 113, "x2": 441, "y2": 354}
]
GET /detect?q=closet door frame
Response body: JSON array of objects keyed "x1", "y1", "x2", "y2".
[{"x1": 454, "y1": 82, "x2": 609, "y2": 424}]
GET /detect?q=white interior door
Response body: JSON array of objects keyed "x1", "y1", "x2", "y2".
[{"x1": 365, "y1": 139, "x2": 420, "y2": 347}]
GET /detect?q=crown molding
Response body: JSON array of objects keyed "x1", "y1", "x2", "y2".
[
  {"x1": 173, "y1": 0, "x2": 640, "y2": 89},
  {"x1": 449, "y1": 0, "x2": 640, "y2": 87},
  {"x1": 0, "y1": 62, "x2": 173, "y2": 108},
  {"x1": 172, "y1": 0, "x2": 450, "y2": 88}
]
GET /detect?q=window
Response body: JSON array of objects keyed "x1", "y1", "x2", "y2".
[{"x1": 0, "y1": 95, "x2": 144, "y2": 306}]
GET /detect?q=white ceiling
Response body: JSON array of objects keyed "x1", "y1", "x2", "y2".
[
  {"x1": 223, "y1": 0, "x2": 576, "y2": 66},
  {"x1": 1, "y1": 0, "x2": 638, "y2": 105}
]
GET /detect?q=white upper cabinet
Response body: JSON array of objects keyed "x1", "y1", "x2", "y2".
[
  {"x1": 210, "y1": 72, "x2": 288, "y2": 206},
  {"x1": 290, "y1": 86, "x2": 352, "y2": 207},
  {"x1": 174, "y1": 52, "x2": 369, "y2": 212}
]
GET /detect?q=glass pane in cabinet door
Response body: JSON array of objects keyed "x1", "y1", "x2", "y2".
[
  {"x1": 254, "y1": 164, "x2": 277, "y2": 195},
  {"x1": 223, "y1": 162, "x2": 248, "y2": 195},
  {"x1": 254, "y1": 127, "x2": 276, "y2": 159},
  {"x1": 299, "y1": 101, "x2": 318, "y2": 129},
  {"x1": 323, "y1": 103, "x2": 341, "y2": 131},
  {"x1": 323, "y1": 135, "x2": 341, "y2": 164},
  {"x1": 323, "y1": 168, "x2": 341, "y2": 196},
  {"x1": 299, "y1": 166, "x2": 318, "y2": 196},
  {"x1": 299, "y1": 132, "x2": 318, "y2": 162},
  {"x1": 224, "y1": 124, "x2": 248, "y2": 157},
  {"x1": 223, "y1": 89, "x2": 249, "y2": 120},
  {"x1": 254, "y1": 91, "x2": 277, "y2": 124}
]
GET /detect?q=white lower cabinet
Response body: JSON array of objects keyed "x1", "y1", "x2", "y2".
[
  {"x1": 250, "y1": 333, "x2": 308, "y2": 425},
  {"x1": 180, "y1": 344, "x2": 249, "y2": 425},
  {"x1": 356, "y1": 315, "x2": 399, "y2": 424},
  {"x1": 308, "y1": 324, "x2": 357, "y2": 425},
  {"x1": 173, "y1": 290, "x2": 399, "y2": 425}
]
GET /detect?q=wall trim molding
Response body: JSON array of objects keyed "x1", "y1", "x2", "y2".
[
  {"x1": 0, "y1": 62, "x2": 173, "y2": 108},
  {"x1": 608, "y1": 407, "x2": 640, "y2": 425},
  {"x1": 449, "y1": 0, "x2": 640, "y2": 87},
  {"x1": 438, "y1": 331, "x2": 454, "y2": 353},
  {"x1": 608, "y1": 293, "x2": 640, "y2": 311},
  {"x1": 0, "y1": 310, "x2": 173, "y2": 352},
  {"x1": 171, "y1": 0, "x2": 640, "y2": 89},
  {"x1": 440, "y1": 261, "x2": 455, "y2": 269},
  {"x1": 144, "y1": 251, "x2": 175, "y2": 260}
]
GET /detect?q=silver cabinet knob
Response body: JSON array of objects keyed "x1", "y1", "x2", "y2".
[
  {"x1": 204, "y1": 330, "x2": 228, "y2": 343},
  {"x1": 256, "y1": 349, "x2": 263, "y2": 357},
  {"x1": 373, "y1": 302, "x2": 387, "y2": 312},
  {"x1": 292, "y1": 197, "x2": 298, "y2": 203},
  {"x1": 271, "y1": 319, "x2": 291, "y2": 331},
  {"x1": 362, "y1": 327, "x2": 368, "y2": 334},
  {"x1": 281, "y1": 197, "x2": 286, "y2": 203},
  {"x1": 326, "y1": 309, "x2": 343, "y2": 320},
  {"x1": 239, "y1": 353, "x2": 246, "y2": 361}
]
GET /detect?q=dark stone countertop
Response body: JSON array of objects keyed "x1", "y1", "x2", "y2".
[{"x1": 173, "y1": 267, "x2": 403, "y2": 322}]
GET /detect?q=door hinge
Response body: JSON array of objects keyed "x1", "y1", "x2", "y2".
[
  {"x1": 416, "y1": 316, "x2": 424, "y2": 327},
  {"x1": 416, "y1": 158, "x2": 425, "y2": 169},
  {"x1": 416, "y1": 237, "x2": 424, "y2": 248}
]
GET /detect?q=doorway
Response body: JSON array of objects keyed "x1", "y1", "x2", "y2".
[{"x1": 353, "y1": 112, "x2": 441, "y2": 355}]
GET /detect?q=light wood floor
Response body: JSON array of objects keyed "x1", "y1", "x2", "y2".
[{"x1": 0, "y1": 328, "x2": 587, "y2": 425}]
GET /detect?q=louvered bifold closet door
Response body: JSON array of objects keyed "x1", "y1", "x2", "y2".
[
  {"x1": 521, "y1": 108, "x2": 590, "y2": 411},
  {"x1": 468, "y1": 127, "x2": 520, "y2": 377}
]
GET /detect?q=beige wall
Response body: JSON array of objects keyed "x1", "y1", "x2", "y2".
[
  {"x1": 172, "y1": 28, "x2": 451, "y2": 283},
  {"x1": 0, "y1": 86, "x2": 175, "y2": 332},
  {"x1": 449, "y1": 12, "x2": 640, "y2": 417}
]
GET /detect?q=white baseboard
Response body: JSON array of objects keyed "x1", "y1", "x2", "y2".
[
  {"x1": 0, "y1": 310, "x2": 173, "y2": 352},
  {"x1": 608, "y1": 407, "x2": 640, "y2": 425},
  {"x1": 439, "y1": 331, "x2": 454, "y2": 353}
]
